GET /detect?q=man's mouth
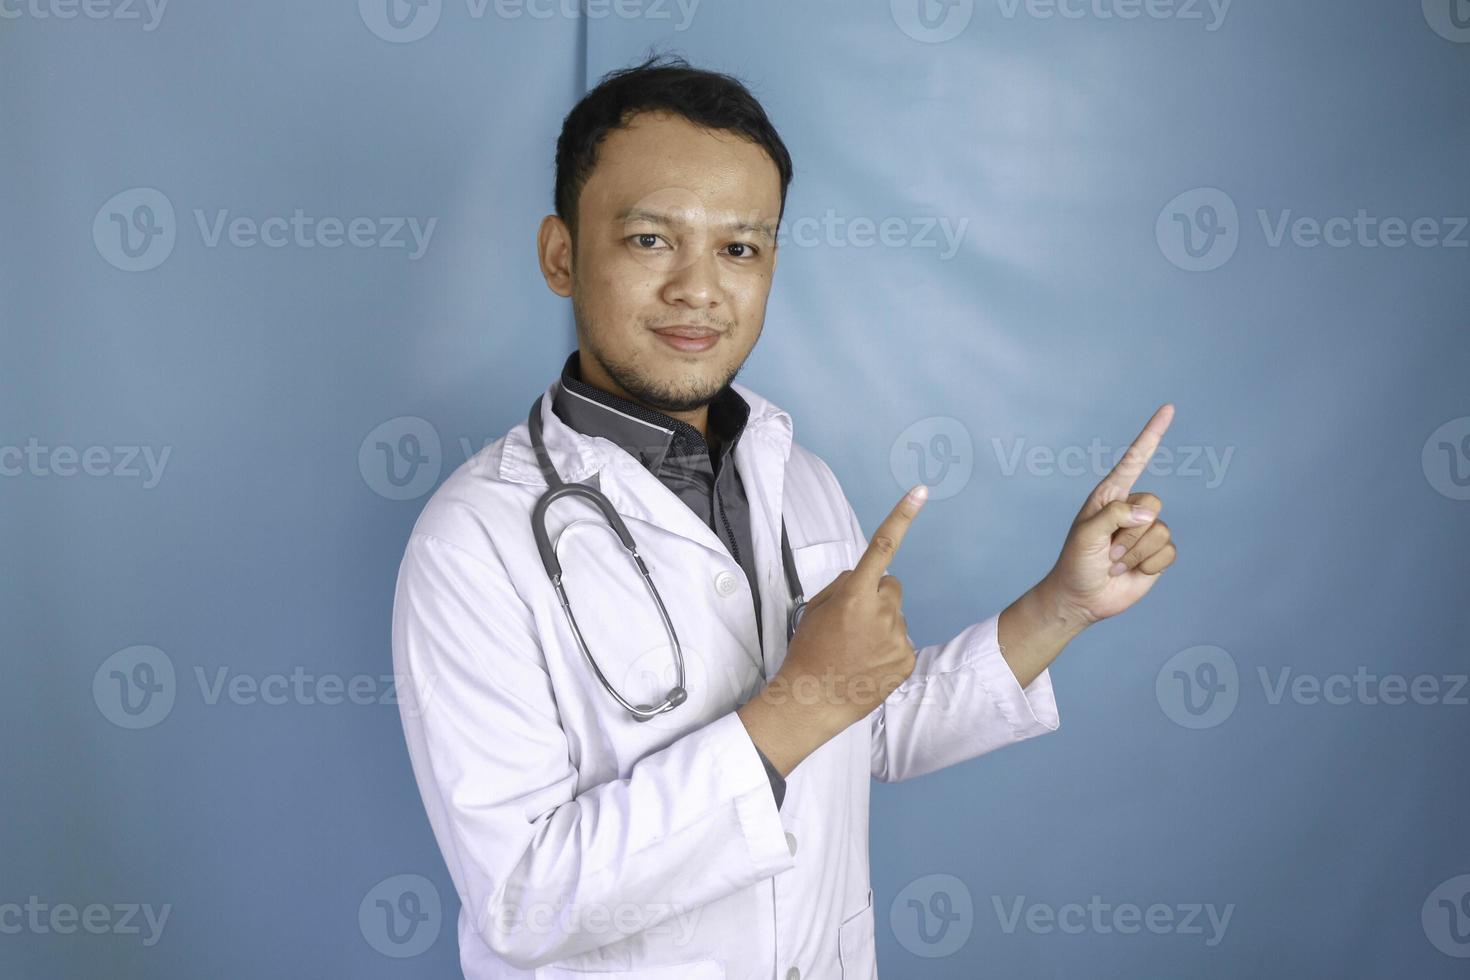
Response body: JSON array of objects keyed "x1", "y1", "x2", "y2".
[{"x1": 652, "y1": 326, "x2": 721, "y2": 352}]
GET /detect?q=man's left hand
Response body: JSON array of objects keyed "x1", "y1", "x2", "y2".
[{"x1": 1035, "y1": 403, "x2": 1180, "y2": 630}]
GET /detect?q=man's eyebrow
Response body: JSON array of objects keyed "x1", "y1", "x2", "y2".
[{"x1": 614, "y1": 207, "x2": 777, "y2": 243}]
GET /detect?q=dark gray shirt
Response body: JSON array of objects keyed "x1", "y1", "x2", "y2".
[{"x1": 550, "y1": 351, "x2": 787, "y2": 809}]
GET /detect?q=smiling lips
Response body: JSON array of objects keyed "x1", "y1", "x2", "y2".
[{"x1": 652, "y1": 326, "x2": 720, "y2": 352}]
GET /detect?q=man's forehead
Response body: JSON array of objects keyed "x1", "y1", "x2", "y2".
[
  {"x1": 582, "y1": 112, "x2": 781, "y2": 233},
  {"x1": 612, "y1": 204, "x2": 778, "y2": 242}
]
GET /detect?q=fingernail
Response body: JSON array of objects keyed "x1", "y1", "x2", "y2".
[
  {"x1": 1109, "y1": 544, "x2": 1127, "y2": 560},
  {"x1": 1129, "y1": 506, "x2": 1156, "y2": 524},
  {"x1": 906, "y1": 484, "x2": 929, "y2": 504},
  {"x1": 1109, "y1": 561, "x2": 1127, "y2": 576}
]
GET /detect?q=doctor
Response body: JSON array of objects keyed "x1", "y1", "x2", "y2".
[{"x1": 391, "y1": 55, "x2": 1178, "y2": 980}]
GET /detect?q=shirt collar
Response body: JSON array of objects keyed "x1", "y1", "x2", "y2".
[
  {"x1": 496, "y1": 359, "x2": 791, "y2": 491},
  {"x1": 550, "y1": 349, "x2": 750, "y2": 476}
]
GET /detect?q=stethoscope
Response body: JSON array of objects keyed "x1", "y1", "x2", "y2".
[{"x1": 527, "y1": 393, "x2": 808, "y2": 722}]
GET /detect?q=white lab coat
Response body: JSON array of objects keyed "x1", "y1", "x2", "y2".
[{"x1": 391, "y1": 377, "x2": 1060, "y2": 979}]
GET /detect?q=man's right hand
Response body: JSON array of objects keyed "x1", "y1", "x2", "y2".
[{"x1": 738, "y1": 485, "x2": 929, "y2": 772}]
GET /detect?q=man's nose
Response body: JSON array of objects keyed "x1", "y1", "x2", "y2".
[{"x1": 660, "y1": 242, "x2": 723, "y2": 309}]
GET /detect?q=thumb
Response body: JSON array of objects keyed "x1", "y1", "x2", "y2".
[{"x1": 1074, "y1": 499, "x2": 1157, "y2": 552}]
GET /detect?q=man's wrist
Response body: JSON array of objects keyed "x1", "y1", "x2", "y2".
[
  {"x1": 737, "y1": 674, "x2": 846, "y2": 778},
  {"x1": 1027, "y1": 580, "x2": 1092, "y2": 639},
  {"x1": 998, "y1": 583, "x2": 1088, "y2": 689}
]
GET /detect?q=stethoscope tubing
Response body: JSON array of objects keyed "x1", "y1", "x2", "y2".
[{"x1": 527, "y1": 392, "x2": 805, "y2": 721}]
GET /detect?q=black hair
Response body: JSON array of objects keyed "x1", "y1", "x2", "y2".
[{"x1": 553, "y1": 52, "x2": 794, "y2": 249}]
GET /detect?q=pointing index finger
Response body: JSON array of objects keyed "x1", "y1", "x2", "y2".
[
  {"x1": 851, "y1": 484, "x2": 928, "y2": 590},
  {"x1": 1099, "y1": 403, "x2": 1175, "y2": 497}
]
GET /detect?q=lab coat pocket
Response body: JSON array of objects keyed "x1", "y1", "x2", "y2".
[
  {"x1": 837, "y1": 886, "x2": 877, "y2": 979},
  {"x1": 535, "y1": 959, "x2": 725, "y2": 979},
  {"x1": 791, "y1": 539, "x2": 857, "y2": 603}
]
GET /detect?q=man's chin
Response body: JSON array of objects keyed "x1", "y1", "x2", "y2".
[
  {"x1": 625, "y1": 373, "x2": 731, "y2": 414},
  {"x1": 634, "y1": 389, "x2": 721, "y2": 414}
]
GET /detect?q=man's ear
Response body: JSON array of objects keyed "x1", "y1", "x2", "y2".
[{"x1": 537, "y1": 214, "x2": 574, "y2": 297}]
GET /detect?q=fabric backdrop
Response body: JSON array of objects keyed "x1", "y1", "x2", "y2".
[{"x1": 4, "y1": 0, "x2": 1467, "y2": 976}]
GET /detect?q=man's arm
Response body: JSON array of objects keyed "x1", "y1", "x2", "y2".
[
  {"x1": 392, "y1": 530, "x2": 795, "y2": 970},
  {"x1": 835, "y1": 494, "x2": 1065, "y2": 784},
  {"x1": 998, "y1": 582, "x2": 1087, "y2": 689},
  {"x1": 733, "y1": 486, "x2": 1076, "y2": 784},
  {"x1": 737, "y1": 477, "x2": 1063, "y2": 784},
  {"x1": 739, "y1": 403, "x2": 1180, "y2": 785}
]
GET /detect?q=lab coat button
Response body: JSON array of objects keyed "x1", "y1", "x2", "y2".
[
  {"x1": 785, "y1": 832, "x2": 798, "y2": 855},
  {"x1": 786, "y1": 968, "x2": 800, "y2": 980},
  {"x1": 714, "y1": 570, "x2": 740, "y2": 596}
]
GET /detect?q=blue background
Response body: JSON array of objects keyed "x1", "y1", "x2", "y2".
[{"x1": 4, "y1": 0, "x2": 1468, "y2": 976}]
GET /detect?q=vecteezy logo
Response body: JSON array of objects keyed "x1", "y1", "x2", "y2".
[
  {"x1": 1421, "y1": 416, "x2": 1470, "y2": 501},
  {"x1": 93, "y1": 645, "x2": 176, "y2": 729},
  {"x1": 891, "y1": 873, "x2": 973, "y2": 958},
  {"x1": 93, "y1": 188, "x2": 176, "y2": 272},
  {"x1": 359, "y1": 0, "x2": 442, "y2": 42},
  {"x1": 1423, "y1": 0, "x2": 1470, "y2": 42},
  {"x1": 617, "y1": 640, "x2": 724, "y2": 733},
  {"x1": 360, "y1": 874, "x2": 442, "y2": 957},
  {"x1": 1156, "y1": 188, "x2": 1239, "y2": 272},
  {"x1": 890, "y1": 416, "x2": 974, "y2": 502},
  {"x1": 359, "y1": 416, "x2": 442, "y2": 500},
  {"x1": 1423, "y1": 874, "x2": 1470, "y2": 958},
  {"x1": 891, "y1": 0, "x2": 974, "y2": 43},
  {"x1": 1156, "y1": 645, "x2": 1238, "y2": 729}
]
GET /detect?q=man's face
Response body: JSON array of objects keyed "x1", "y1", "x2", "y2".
[{"x1": 539, "y1": 110, "x2": 782, "y2": 415}]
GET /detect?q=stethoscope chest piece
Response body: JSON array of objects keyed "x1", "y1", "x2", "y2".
[{"x1": 787, "y1": 597, "x2": 808, "y2": 641}]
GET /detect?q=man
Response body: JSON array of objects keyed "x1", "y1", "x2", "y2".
[{"x1": 391, "y1": 53, "x2": 1177, "y2": 979}]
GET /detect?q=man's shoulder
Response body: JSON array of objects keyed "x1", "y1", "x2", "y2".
[
  {"x1": 785, "y1": 439, "x2": 843, "y2": 495},
  {"x1": 402, "y1": 430, "x2": 528, "y2": 566}
]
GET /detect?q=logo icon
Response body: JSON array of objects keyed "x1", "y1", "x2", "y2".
[
  {"x1": 359, "y1": 0, "x2": 442, "y2": 43},
  {"x1": 1156, "y1": 188, "x2": 1239, "y2": 272},
  {"x1": 360, "y1": 416, "x2": 442, "y2": 500},
  {"x1": 1423, "y1": 0, "x2": 1470, "y2": 42},
  {"x1": 1423, "y1": 874, "x2": 1470, "y2": 957},
  {"x1": 890, "y1": 416, "x2": 973, "y2": 501},
  {"x1": 1156, "y1": 645, "x2": 1238, "y2": 729},
  {"x1": 360, "y1": 874, "x2": 442, "y2": 957},
  {"x1": 891, "y1": 0, "x2": 974, "y2": 43},
  {"x1": 1422, "y1": 417, "x2": 1470, "y2": 501},
  {"x1": 613, "y1": 638, "x2": 723, "y2": 733},
  {"x1": 94, "y1": 188, "x2": 176, "y2": 272},
  {"x1": 891, "y1": 873, "x2": 973, "y2": 957},
  {"x1": 93, "y1": 645, "x2": 176, "y2": 729}
]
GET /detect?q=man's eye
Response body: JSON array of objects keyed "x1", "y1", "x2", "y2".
[
  {"x1": 629, "y1": 234, "x2": 666, "y2": 250},
  {"x1": 725, "y1": 242, "x2": 759, "y2": 259}
]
